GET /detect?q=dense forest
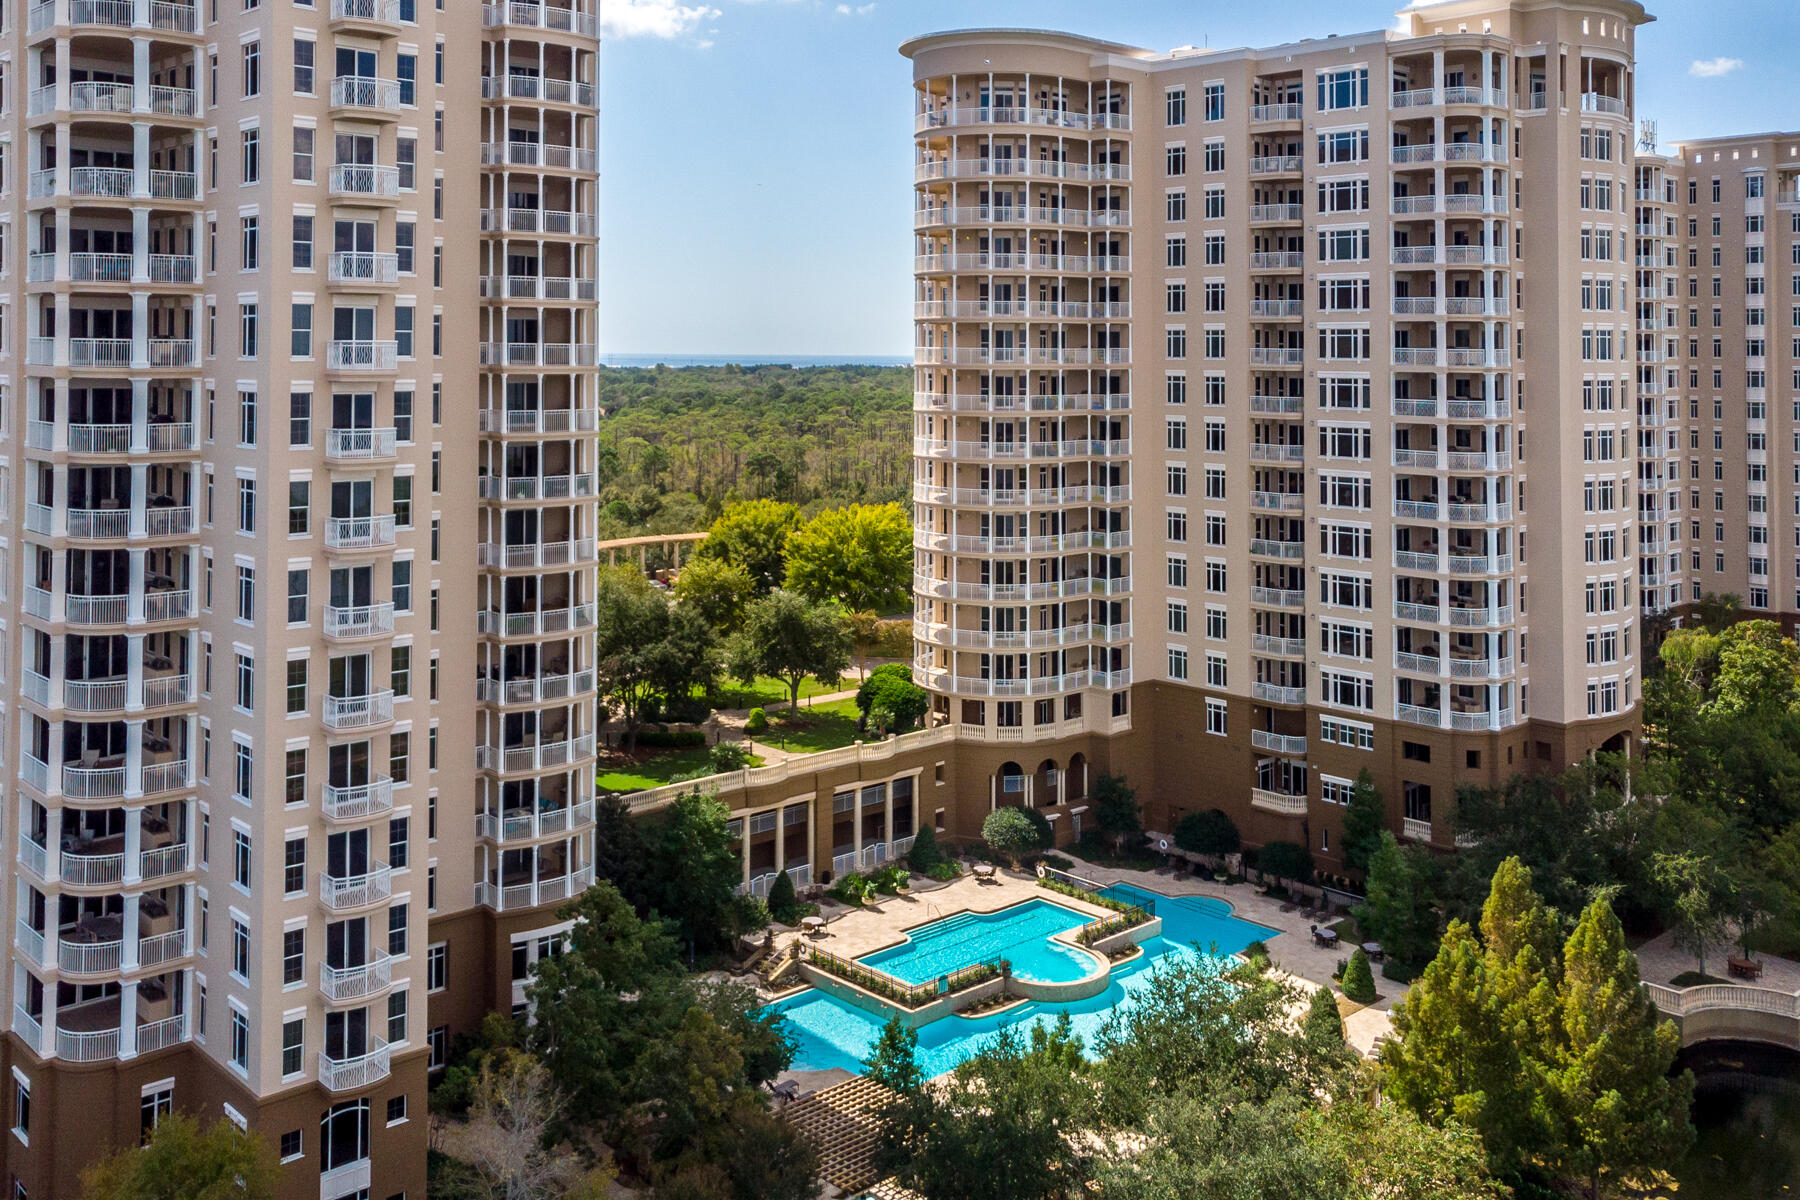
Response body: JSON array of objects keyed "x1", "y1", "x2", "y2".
[{"x1": 593, "y1": 365, "x2": 912, "y2": 542}]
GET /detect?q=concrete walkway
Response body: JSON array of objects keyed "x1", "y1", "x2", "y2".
[{"x1": 1635, "y1": 928, "x2": 1800, "y2": 992}]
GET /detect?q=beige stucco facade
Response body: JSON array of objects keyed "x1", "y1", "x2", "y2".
[{"x1": 0, "y1": 1, "x2": 599, "y2": 1197}]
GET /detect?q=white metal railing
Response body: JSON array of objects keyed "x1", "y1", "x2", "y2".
[
  {"x1": 333, "y1": 0, "x2": 402, "y2": 20},
  {"x1": 482, "y1": 1, "x2": 600, "y2": 37},
  {"x1": 481, "y1": 207, "x2": 598, "y2": 237},
  {"x1": 320, "y1": 864, "x2": 394, "y2": 911},
  {"x1": 1251, "y1": 730, "x2": 1308, "y2": 754},
  {"x1": 320, "y1": 950, "x2": 394, "y2": 1003},
  {"x1": 328, "y1": 252, "x2": 401, "y2": 285},
  {"x1": 324, "y1": 602, "x2": 397, "y2": 639},
  {"x1": 319, "y1": 1036, "x2": 392, "y2": 1091},
  {"x1": 59, "y1": 937, "x2": 124, "y2": 975},
  {"x1": 140, "y1": 759, "x2": 193, "y2": 794},
  {"x1": 63, "y1": 677, "x2": 129, "y2": 712},
  {"x1": 324, "y1": 514, "x2": 398, "y2": 550},
  {"x1": 149, "y1": 84, "x2": 198, "y2": 116},
  {"x1": 327, "y1": 340, "x2": 400, "y2": 371},
  {"x1": 136, "y1": 1012, "x2": 187, "y2": 1054},
  {"x1": 57, "y1": 1022, "x2": 122, "y2": 1063},
  {"x1": 60, "y1": 850, "x2": 125, "y2": 887},
  {"x1": 331, "y1": 75, "x2": 403, "y2": 111},
  {"x1": 1250, "y1": 789, "x2": 1307, "y2": 815},
  {"x1": 322, "y1": 690, "x2": 396, "y2": 730},
  {"x1": 324, "y1": 427, "x2": 399, "y2": 459},
  {"x1": 481, "y1": 141, "x2": 599, "y2": 172},
  {"x1": 65, "y1": 593, "x2": 130, "y2": 624},
  {"x1": 323, "y1": 777, "x2": 396, "y2": 821},
  {"x1": 139, "y1": 842, "x2": 190, "y2": 881},
  {"x1": 329, "y1": 163, "x2": 402, "y2": 198},
  {"x1": 142, "y1": 589, "x2": 194, "y2": 623}
]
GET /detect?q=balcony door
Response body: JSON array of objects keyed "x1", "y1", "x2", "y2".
[
  {"x1": 334, "y1": 133, "x2": 376, "y2": 168},
  {"x1": 329, "y1": 564, "x2": 374, "y2": 609},
  {"x1": 332, "y1": 306, "x2": 377, "y2": 344},
  {"x1": 324, "y1": 1006, "x2": 370, "y2": 1060},
  {"x1": 331, "y1": 391, "x2": 376, "y2": 432},
  {"x1": 328, "y1": 654, "x2": 372, "y2": 700},
  {"x1": 334, "y1": 220, "x2": 377, "y2": 256},
  {"x1": 328, "y1": 740, "x2": 372, "y2": 790},
  {"x1": 326, "y1": 917, "x2": 370, "y2": 972},
  {"x1": 329, "y1": 478, "x2": 373, "y2": 520},
  {"x1": 335, "y1": 47, "x2": 377, "y2": 80},
  {"x1": 326, "y1": 828, "x2": 372, "y2": 881}
]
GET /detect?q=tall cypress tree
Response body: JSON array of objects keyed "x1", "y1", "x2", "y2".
[{"x1": 1549, "y1": 899, "x2": 1694, "y2": 1198}]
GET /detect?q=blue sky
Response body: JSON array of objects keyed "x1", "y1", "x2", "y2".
[{"x1": 599, "y1": 0, "x2": 1799, "y2": 357}]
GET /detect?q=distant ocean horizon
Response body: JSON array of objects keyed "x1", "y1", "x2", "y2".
[{"x1": 600, "y1": 353, "x2": 911, "y2": 368}]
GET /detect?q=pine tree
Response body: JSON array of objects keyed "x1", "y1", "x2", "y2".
[
  {"x1": 1340, "y1": 948, "x2": 1377, "y2": 1003},
  {"x1": 1341, "y1": 768, "x2": 1386, "y2": 875},
  {"x1": 1304, "y1": 986, "x2": 1346, "y2": 1046},
  {"x1": 1549, "y1": 898, "x2": 1694, "y2": 1198},
  {"x1": 864, "y1": 1016, "x2": 923, "y2": 1094}
]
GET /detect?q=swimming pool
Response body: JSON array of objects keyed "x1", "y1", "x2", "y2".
[
  {"x1": 769, "y1": 883, "x2": 1277, "y2": 1077},
  {"x1": 859, "y1": 900, "x2": 1097, "y2": 985}
]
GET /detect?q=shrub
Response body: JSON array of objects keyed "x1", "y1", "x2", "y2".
[
  {"x1": 828, "y1": 872, "x2": 877, "y2": 906},
  {"x1": 982, "y1": 807, "x2": 1044, "y2": 865},
  {"x1": 1175, "y1": 808, "x2": 1241, "y2": 859},
  {"x1": 1341, "y1": 947, "x2": 1377, "y2": 1004},
  {"x1": 708, "y1": 741, "x2": 754, "y2": 772},
  {"x1": 744, "y1": 707, "x2": 768, "y2": 735},
  {"x1": 1020, "y1": 806, "x2": 1055, "y2": 854},
  {"x1": 635, "y1": 729, "x2": 707, "y2": 749},
  {"x1": 907, "y1": 824, "x2": 942, "y2": 873},
  {"x1": 872, "y1": 865, "x2": 910, "y2": 895},
  {"x1": 1242, "y1": 939, "x2": 1270, "y2": 961},
  {"x1": 768, "y1": 870, "x2": 801, "y2": 924},
  {"x1": 1304, "y1": 986, "x2": 1345, "y2": 1045},
  {"x1": 926, "y1": 861, "x2": 960, "y2": 882},
  {"x1": 733, "y1": 894, "x2": 773, "y2": 935},
  {"x1": 1258, "y1": 840, "x2": 1316, "y2": 888}
]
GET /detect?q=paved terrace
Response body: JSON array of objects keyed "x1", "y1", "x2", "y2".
[{"x1": 778, "y1": 856, "x2": 1400, "y2": 1057}]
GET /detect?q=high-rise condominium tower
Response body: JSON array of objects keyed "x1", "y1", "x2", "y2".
[{"x1": 0, "y1": 1, "x2": 600, "y2": 1196}]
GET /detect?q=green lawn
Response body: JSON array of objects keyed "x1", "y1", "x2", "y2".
[
  {"x1": 705, "y1": 675, "x2": 852, "y2": 710},
  {"x1": 596, "y1": 746, "x2": 766, "y2": 793},
  {"x1": 754, "y1": 698, "x2": 865, "y2": 754}
]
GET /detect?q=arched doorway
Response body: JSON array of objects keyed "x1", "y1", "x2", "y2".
[
  {"x1": 995, "y1": 761, "x2": 1026, "y2": 808},
  {"x1": 1035, "y1": 758, "x2": 1061, "y2": 807}
]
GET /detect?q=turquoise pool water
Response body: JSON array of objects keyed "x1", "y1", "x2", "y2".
[
  {"x1": 859, "y1": 900, "x2": 1096, "y2": 984},
  {"x1": 771, "y1": 883, "x2": 1278, "y2": 1077}
]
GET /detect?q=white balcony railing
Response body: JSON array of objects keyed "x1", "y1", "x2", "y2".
[
  {"x1": 322, "y1": 776, "x2": 396, "y2": 821},
  {"x1": 330, "y1": 75, "x2": 403, "y2": 111},
  {"x1": 327, "y1": 252, "x2": 401, "y2": 285},
  {"x1": 319, "y1": 864, "x2": 394, "y2": 912},
  {"x1": 329, "y1": 163, "x2": 402, "y2": 198},
  {"x1": 326, "y1": 340, "x2": 399, "y2": 371},
  {"x1": 319, "y1": 950, "x2": 394, "y2": 1003},
  {"x1": 324, "y1": 514, "x2": 398, "y2": 550},
  {"x1": 322, "y1": 690, "x2": 396, "y2": 730},
  {"x1": 324, "y1": 427, "x2": 399, "y2": 460},
  {"x1": 323, "y1": 603, "x2": 397, "y2": 639},
  {"x1": 319, "y1": 1035, "x2": 391, "y2": 1091}
]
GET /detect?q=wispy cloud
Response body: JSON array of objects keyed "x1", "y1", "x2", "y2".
[
  {"x1": 602, "y1": 0, "x2": 722, "y2": 39},
  {"x1": 834, "y1": 2, "x2": 877, "y2": 13},
  {"x1": 1689, "y1": 56, "x2": 1744, "y2": 78}
]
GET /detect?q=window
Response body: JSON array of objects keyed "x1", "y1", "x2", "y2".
[
  {"x1": 140, "y1": 1086, "x2": 172, "y2": 1144},
  {"x1": 1168, "y1": 646, "x2": 1189, "y2": 680},
  {"x1": 387, "y1": 991, "x2": 408, "y2": 1046},
  {"x1": 283, "y1": 836, "x2": 306, "y2": 896},
  {"x1": 235, "y1": 653, "x2": 254, "y2": 711},
  {"x1": 279, "y1": 1130, "x2": 302, "y2": 1162},
  {"x1": 285, "y1": 747, "x2": 307, "y2": 806},
  {"x1": 388, "y1": 903, "x2": 409, "y2": 956},
  {"x1": 241, "y1": 128, "x2": 260, "y2": 183},
  {"x1": 397, "y1": 53, "x2": 417, "y2": 105},
  {"x1": 396, "y1": 223, "x2": 416, "y2": 274},
  {"x1": 233, "y1": 830, "x2": 253, "y2": 887},
  {"x1": 1316, "y1": 67, "x2": 1368, "y2": 111},
  {"x1": 386, "y1": 1093, "x2": 408, "y2": 1125},
  {"x1": 1202, "y1": 82, "x2": 1224, "y2": 120},
  {"x1": 240, "y1": 216, "x2": 259, "y2": 270},
  {"x1": 292, "y1": 215, "x2": 313, "y2": 268},
  {"x1": 238, "y1": 389, "x2": 257, "y2": 445},
  {"x1": 293, "y1": 38, "x2": 314, "y2": 93},
  {"x1": 426, "y1": 943, "x2": 448, "y2": 991},
  {"x1": 395, "y1": 306, "x2": 415, "y2": 357},
  {"x1": 242, "y1": 40, "x2": 261, "y2": 97},
  {"x1": 389, "y1": 815, "x2": 410, "y2": 870},
  {"x1": 394, "y1": 476, "x2": 413, "y2": 528},
  {"x1": 1205, "y1": 698, "x2": 1227, "y2": 735},
  {"x1": 392, "y1": 646, "x2": 411, "y2": 698},
  {"x1": 289, "y1": 389, "x2": 311, "y2": 445},
  {"x1": 12, "y1": 1076, "x2": 28, "y2": 1144},
  {"x1": 282, "y1": 927, "x2": 304, "y2": 982},
  {"x1": 291, "y1": 303, "x2": 312, "y2": 357},
  {"x1": 390, "y1": 732, "x2": 410, "y2": 782},
  {"x1": 231, "y1": 918, "x2": 251, "y2": 978},
  {"x1": 1165, "y1": 87, "x2": 1187, "y2": 126},
  {"x1": 288, "y1": 480, "x2": 310, "y2": 535},
  {"x1": 280, "y1": 1017, "x2": 303, "y2": 1077},
  {"x1": 240, "y1": 302, "x2": 259, "y2": 356},
  {"x1": 235, "y1": 741, "x2": 253, "y2": 801},
  {"x1": 237, "y1": 478, "x2": 256, "y2": 532}
]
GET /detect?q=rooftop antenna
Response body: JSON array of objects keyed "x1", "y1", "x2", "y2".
[{"x1": 1639, "y1": 118, "x2": 1658, "y2": 153}]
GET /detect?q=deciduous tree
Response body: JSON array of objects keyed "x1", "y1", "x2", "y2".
[
  {"x1": 81, "y1": 1113, "x2": 279, "y2": 1200},
  {"x1": 727, "y1": 590, "x2": 852, "y2": 709},
  {"x1": 783, "y1": 502, "x2": 912, "y2": 614},
  {"x1": 1341, "y1": 769, "x2": 1386, "y2": 875},
  {"x1": 1091, "y1": 774, "x2": 1141, "y2": 852},
  {"x1": 1358, "y1": 832, "x2": 1441, "y2": 973},
  {"x1": 694, "y1": 500, "x2": 802, "y2": 593},
  {"x1": 672, "y1": 558, "x2": 755, "y2": 633}
]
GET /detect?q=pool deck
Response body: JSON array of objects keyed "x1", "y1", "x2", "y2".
[
  {"x1": 1044, "y1": 854, "x2": 1404, "y2": 1055},
  {"x1": 778, "y1": 857, "x2": 1400, "y2": 1058},
  {"x1": 777, "y1": 869, "x2": 1119, "y2": 964}
]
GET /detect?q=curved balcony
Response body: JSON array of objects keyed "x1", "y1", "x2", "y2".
[
  {"x1": 475, "y1": 735, "x2": 598, "y2": 775},
  {"x1": 912, "y1": 104, "x2": 1130, "y2": 134},
  {"x1": 321, "y1": 690, "x2": 395, "y2": 731},
  {"x1": 322, "y1": 777, "x2": 395, "y2": 822},
  {"x1": 915, "y1": 622, "x2": 1130, "y2": 652},
  {"x1": 1251, "y1": 681, "x2": 1306, "y2": 705},
  {"x1": 328, "y1": 163, "x2": 401, "y2": 200},
  {"x1": 476, "y1": 604, "x2": 597, "y2": 638},
  {"x1": 913, "y1": 157, "x2": 1130, "y2": 185},
  {"x1": 327, "y1": 252, "x2": 401, "y2": 287},
  {"x1": 320, "y1": 1036, "x2": 391, "y2": 1091},
  {"x1": 323, "y1": 602, "x2": 396, "y2": 640},
  {"x1": 330, "y1": 75, "x2": 403, "y2": 115},
  {"x1": 479, "y1": 274, "x2": 599, "y2": 302},
  {"x1": 481, "y1": 141, "x2": 598, "y2": 173},
  {"x1": 480, "y1": 206, "x2": 598, "y2": 238},
  {"x1": 1251, "y1": 730, "x2": 1308, "y2": 755},
  {"x1": 481, "y1": 74, "x2": 597, "y2": 107},
  {"x1": 324, "y1": 426, "x2": 399, "y2": 462},
  {"x1": 912, "y1": 574, "x2": 1131, "y2": 603},
  {"x1": 474, "y1": 865, "x2": 598, "y2": 913},
  {"x1": 475, "y1": 800, "x2": 596, "y2": 844},
  {"x1": 910, "y1": 667, "x2": 1131, "y2": 699},
  {"x1": 1251, "y1": 789, "x2": 1308, "y2": 815},
  {"x1": 324, "y1": 514, "x2": 398, "y2": 551},
  {"x1": 1251, "y1": 633, "x2": 1306, "y2": 658},
  {"x1": 477, "y1": 538, "x2": 599, "y2": 570},
  {"x1": 319, "y1": 863, "x2": 393, "y2": 912},
  {"x1": 478, "y1": 342, "x2": 599, "y2": 368},
  {"x1": 477, "y1": 669, "x2": 598, "y2": 706},
  {"x1": 481, "y1": 1, "x2": 600, "y2": 37},
  {"x1": 28, "y1": 0, "x2": 200, "y2": 37},
  {"x1": 319, "y1": 950, "x2": 393, "y2": 1004}
]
